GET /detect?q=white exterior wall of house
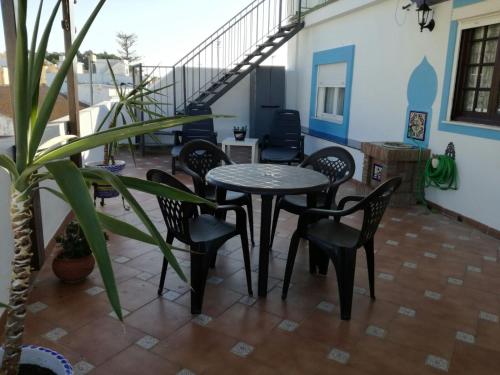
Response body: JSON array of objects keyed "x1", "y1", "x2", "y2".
[
  {"x1": 286, "y1": 0, "x2": 500, "y2": 231},
  {"x1": 0, "y1": 102, "x2": 111, "y2": 313}
]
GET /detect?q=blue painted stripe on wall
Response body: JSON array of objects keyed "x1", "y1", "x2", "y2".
[
  {"x1": 438, "y1": 19, "x2": 500, "y2": 141},
  {"x1": 309, "y1": 45, "x2": 355, "y2": 141},
  {"x1": 453, "y1": 0, "x2": 484, "y2": 8}
]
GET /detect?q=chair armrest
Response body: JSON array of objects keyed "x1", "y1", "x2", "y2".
[
  {"x1": 337, "y1": 195, "x2": 364, "y2": 211},
  {"x1": 215, "y1": 204, "x2": 247, "y2": 228}
]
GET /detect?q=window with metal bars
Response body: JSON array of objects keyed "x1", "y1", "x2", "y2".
[{"x1": 452, "y1": 22, "x2": 500, "y2": 126}]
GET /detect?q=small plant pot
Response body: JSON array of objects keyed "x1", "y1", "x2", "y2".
[
  {"x1": 233, "y1": 130, "x2": 246, "y2": 141},
  {"x1": 85, "y1": 160, "x2": 126, "y2": 202},
  {"x1": 52, "y1": 254, "x2": 95, "y2": 284},
  {"x1": 0, "y1": 345, "x2": 73, "y2": 375}
]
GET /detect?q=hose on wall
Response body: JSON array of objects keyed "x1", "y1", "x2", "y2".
[{"x1": 424, "y1": 155, "x2": 458, "y2": 190}]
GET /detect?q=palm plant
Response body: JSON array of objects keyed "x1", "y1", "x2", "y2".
[{"x1": 0, "y1": 1, "x2": 215, "y2": 374}]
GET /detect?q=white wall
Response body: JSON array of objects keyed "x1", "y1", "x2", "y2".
[{"x1": 286, "y1": 0, "x2": 500, "y2": 231}]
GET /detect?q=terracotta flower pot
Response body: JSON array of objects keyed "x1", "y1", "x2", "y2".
[
  {"x1": 0, "y1": 345, "x2": 73, "y2": 375},
  {"x1": 52, "y1": 254, "x2": 95, "y2": 284}
]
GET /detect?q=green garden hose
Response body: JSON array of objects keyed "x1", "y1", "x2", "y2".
[{"x1": 424, "y1": 155, "x2": 458, "y2": 190}]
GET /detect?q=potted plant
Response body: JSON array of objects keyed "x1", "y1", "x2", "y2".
[
  {"x1": 52, "y1": 221, "x2": 108, "y2": 283},
  {"x1": 85, "y1": 61, "x2": 167, "y2": 208},
  {"x1": 0, "y1": 1, "x2": 214, "y2": 374},
  {"x1": 233, "y1": 125, "x2": 247, "y2": 141}
]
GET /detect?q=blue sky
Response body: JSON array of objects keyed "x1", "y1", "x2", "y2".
[{"x1": 0, "y1": 0, "x2": 254, "y2": 65}]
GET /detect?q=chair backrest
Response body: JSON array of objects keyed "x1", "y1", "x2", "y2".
[
  {"x1": 179, "y1": 140, "x2": 232, "y2": 197},
  {"x1": 146, "y1": 169, "x2": 197, "y2": 243},
  {"x1": 358, "y1": 177, "x2": 402, "y2": 245},
  {"x1": 182, "y1": 103, "x2": 217, "y2": 144},
  {"x1": 269, "y1": 109, "x2": 301, "y2": 149},
  {"x1": 301, "y1": 147, "x2": 356, "y2": 207}
]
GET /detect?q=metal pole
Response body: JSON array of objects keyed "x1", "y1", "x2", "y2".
[
  {"x1": 298, "y1": 0, "x2": 302, "y2": 20},
  {"x1": 61, "y1": 0, "x2": 82, "y2": 167},
  {"x1": 88, "y1": 54, "x2": 94, "y2": 105}
]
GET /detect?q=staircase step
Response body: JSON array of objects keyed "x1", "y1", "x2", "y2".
[{"x1": 280, "y1": 22, "x2": 300, "y2": 31}]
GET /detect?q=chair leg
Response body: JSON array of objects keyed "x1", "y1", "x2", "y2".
[
  {"x1": 158, "y1": 231, "x2": 174, "y2": 296},
  {"x1": 282, "y1": 230, "x2": 301, "y2": 300},
  {"x1": 246, "y1": 196, "x2": 255, "y2": 246},
  {"x1": 240, "y1": 230, "x2": 254, "y2": 297},
  {"x1": 364, "y1": 238, "x2": 376, "y2": 300},
  {"x1": 270, "y1": 198, "x2": 282, "y2": 248},
  {"x1": 333, "y1": 248, "x2": 357, "y2": 320},
  {"x1": 190, "y1": 245, "x2": 210, "y2": 314},
  {"x1": 172, "y1": 156, "x2": 176, "y2": 175}
]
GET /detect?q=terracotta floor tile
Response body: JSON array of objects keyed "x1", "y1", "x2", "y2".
[
  {"x1": 93, "y1": 345, "x2": 179, "y2": 375},
  {"x1": 116, "y1": 277, "x2": 158, "y2": 312},
  {"x1": 448, "y1": 341, "x2": 500, "y2": 374},
  {"x1": 59, "y1": 317, "x2": 143, "y2": 365}
]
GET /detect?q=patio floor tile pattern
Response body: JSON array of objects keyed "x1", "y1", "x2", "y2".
[{"x1": 4, "y1": 150, "x2": 500, "y2": 374}]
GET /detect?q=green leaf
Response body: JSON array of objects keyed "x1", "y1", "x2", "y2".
[
  {"x1": 0, "y1": 301, "x2": 10, "y2": 309},
  {"x1": 45, "y1": 159, "x2": 123, "y2": 320},
  {"x1": 0, "y1": 154, "x2": 20, "y2": 180},
  {"x1": 81, "y1": 168, "x2": 187, "y2": 283},
  {"x1": 34, "y1": 114, "x2": 224, "y2": 165},
  {"x1": 28, "y1": 0, "x2": 106, "y2": 161},
  {"x1": 14, "y1": 0, "x2": 29, "y2": 171},
  {"x1": 96, "y1": 212, "x2": 156, "y2": 245}
]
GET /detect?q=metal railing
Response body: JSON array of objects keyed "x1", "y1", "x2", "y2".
[{"x1": 132, "y1": 0, "x2": 306, "y2": 115}]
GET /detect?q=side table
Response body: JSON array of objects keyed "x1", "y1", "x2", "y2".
[{"x1": 221, "y1": 137, "x2": 259, "y2": 163}]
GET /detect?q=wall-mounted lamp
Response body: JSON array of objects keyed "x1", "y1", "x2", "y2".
[{"x1": 417, "y1": 0, "x2": 435, "y2": 32}]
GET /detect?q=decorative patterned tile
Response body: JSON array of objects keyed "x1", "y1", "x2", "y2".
[
  {"x1": 405, "y1": 232, "x2": 418, "y2": 238},
  {"x1": 398, "y1": 306, "x2": 416, "y2": 318},
  {"x1": 479, "y1": 311, "x2": 499, "y2": 323},
  {"x1": 136, "y1": 271, "x2": 154, "y2": 281},
  {"x1": 378, "y1": 272, "x2": 394, "y2": 281},
  {"x1": 483, "y1": 255, "x2": 497, "y2": 262},
  {"x1": 425, "y1": 354, "x2": 449, "y2": 372},
  {"x1": 353, "y1": 286, "x2": 367, "y2": 295},
  {"x1": 176, "y1": 369, "x2": 197, "y2": 375},
  {"x1": 424, "y1": 290, "x2": 442, "y2": 301},
  {"x1": 108, "y1": 308, "x2": 130, "y2": 319},
  {"x1": 327, "y1": 348, "x2": 350, "y2": 364},
  {"x1": 278, "y1": 319, "x2": 299, "y2": 332},
  {"x1": 43, "y1": 327, "x2": 68, "y2": 342},
  {"x1": 424, "y1": 251, "x2": 437, "y2": 259},
  {"x1": 162, "y1": 290, "x2": 182, "y2": 301},
  {"x1": 422, "y1": 226, "x2": 435, "y2": 231},
  {"x1": 85, "y1": 286, "x2": 105, "y2": 296},
  {"x1": 386, "y1": 240, "x2": 399, "y2": 246},
  {"x1": 365, "y1": 325, "x2": 386, "y2": 339},
  {"x1": 113, "y1": 256, "x2": 131, "y2": 264},
  {"x1": 73, "y1": 360, "x2": 95, "y2": 375},
  {"x1": 135, "y1": 335, "x2": 160, "y2": 350},
  {"x1": 317, "y1": 301, "x2": 335, "y2": 313},
  {"x1": 458, "y1": 235, "x2": 470, "y2": 241},
  {"x1": 230, "y1": 341, "x2": 254, "y2": 357},
  {"x1": 192, "y1": 314, "x2": 212, "y2": 326},
  {"x1": 391, "y1": 217, "x2": 402, "y2": 222},
  {"x1": 403, "y1": 261, "x2": 417, "y2": 269},
  {"x1": 467, "y1": 265, "x2": 482, "y2": 273},
  {"x1": 239, "y1": 295, "x2": 257, "y2": 306},
  {"x1": 27, "y1": 301, "x2": 48, "y2": 314},
  {"x1": 447, "y1": 277, "x2": 463, "y2": 286},
  {"x1": 456, "y1": 331, "x2": 475, "y2": 344},
  {"x1": 207, "y1": 276, "x2": 224, "y2": 285},
  {"x1": 442, "y1": 243, "x2": 455, "y2": 250}
]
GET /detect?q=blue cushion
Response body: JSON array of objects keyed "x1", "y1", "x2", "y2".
[
  {"x1": 171, "y1": 145, "x2": 183, "y2": 157},
  {"x1": 261, "y1": 147, "x2": 299, "y2": 162}
]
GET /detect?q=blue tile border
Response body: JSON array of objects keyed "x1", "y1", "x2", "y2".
[
  {"x1": 438, "y1": 19, "x2": 500, "y2": 141},
  {"x1": 453, "y1": 0, "x2": 483, "y2": 8},
  {"x1": 309, "y1": 45, "x2": 355, "y2": 142},
  {"x1": 301, "y1": 126, "x2": 361, "y2": 150}
]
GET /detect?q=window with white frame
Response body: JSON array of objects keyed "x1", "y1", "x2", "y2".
[{"x1": 315, "y1": 62, "x2": 347, "y2": 123}]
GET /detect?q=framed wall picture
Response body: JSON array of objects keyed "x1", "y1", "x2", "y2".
[
  {"x1": 372, "y1": 163, "x2": 383, "y2": 182},
  {"x1": 407, "y1": 110, "x2": 427, "y2": 141}
]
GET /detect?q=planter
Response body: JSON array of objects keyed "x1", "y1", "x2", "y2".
[
  {"x1": 233, "y1": 130, "x2": 246, "y2": 141},
  {"x1": 85, "y1": 160, "x2": 126, "y2": 205},
  {"x1": 0, "y1": 345, "x2": 72, "y2": 375},
  {"x1": 52, "y1": 254, "x2": 95, "y2": 284}
]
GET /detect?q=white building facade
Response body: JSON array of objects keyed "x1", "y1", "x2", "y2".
[{"x1": 286, "y1": 0, "x2": 500, "y2": 232}]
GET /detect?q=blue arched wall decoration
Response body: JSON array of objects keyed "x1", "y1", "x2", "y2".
[{"x1": 404, "y1": 57, "x2": 438, "y2": 148}]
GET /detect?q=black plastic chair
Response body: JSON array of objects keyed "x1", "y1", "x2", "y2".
[
  {"x1": 179, "y1": 140, "x2": 255, "y2": 246},
  {"x1": 147, "y1": 169, "x2": 253, "y2": 314},
  {"x1": 282, "y1": 177, "x2": 402, "y2": 320},
  {"x1": 270, "y1": 147, "x2": 355, "y2": 247},
  {"x1": 260, "y1": 109, "x2": 304, "y2": 164},
  {"x1": 171, "y1": 103, "x2": 217, "y2": 174}
]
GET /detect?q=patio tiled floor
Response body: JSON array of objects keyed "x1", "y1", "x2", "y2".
[{"x1": 5, "y1": 148, "x2": 500, "y2": 374}]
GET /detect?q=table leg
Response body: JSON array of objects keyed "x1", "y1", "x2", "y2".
[
  {"x1": 258, "y1": 195, "x2": 274, "y2": 297},
  {"x1": 307, "y1": 193, "x2": 329, "y2": 275}
]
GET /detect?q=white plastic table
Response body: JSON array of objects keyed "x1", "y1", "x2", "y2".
[{"x1": 221, "y1": 137, "x2": 259, "y2": 163}]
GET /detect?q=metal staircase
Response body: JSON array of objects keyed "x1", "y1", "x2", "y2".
[{"x1": 131, "y1": 0, "x2": 305, "y2": 116}]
